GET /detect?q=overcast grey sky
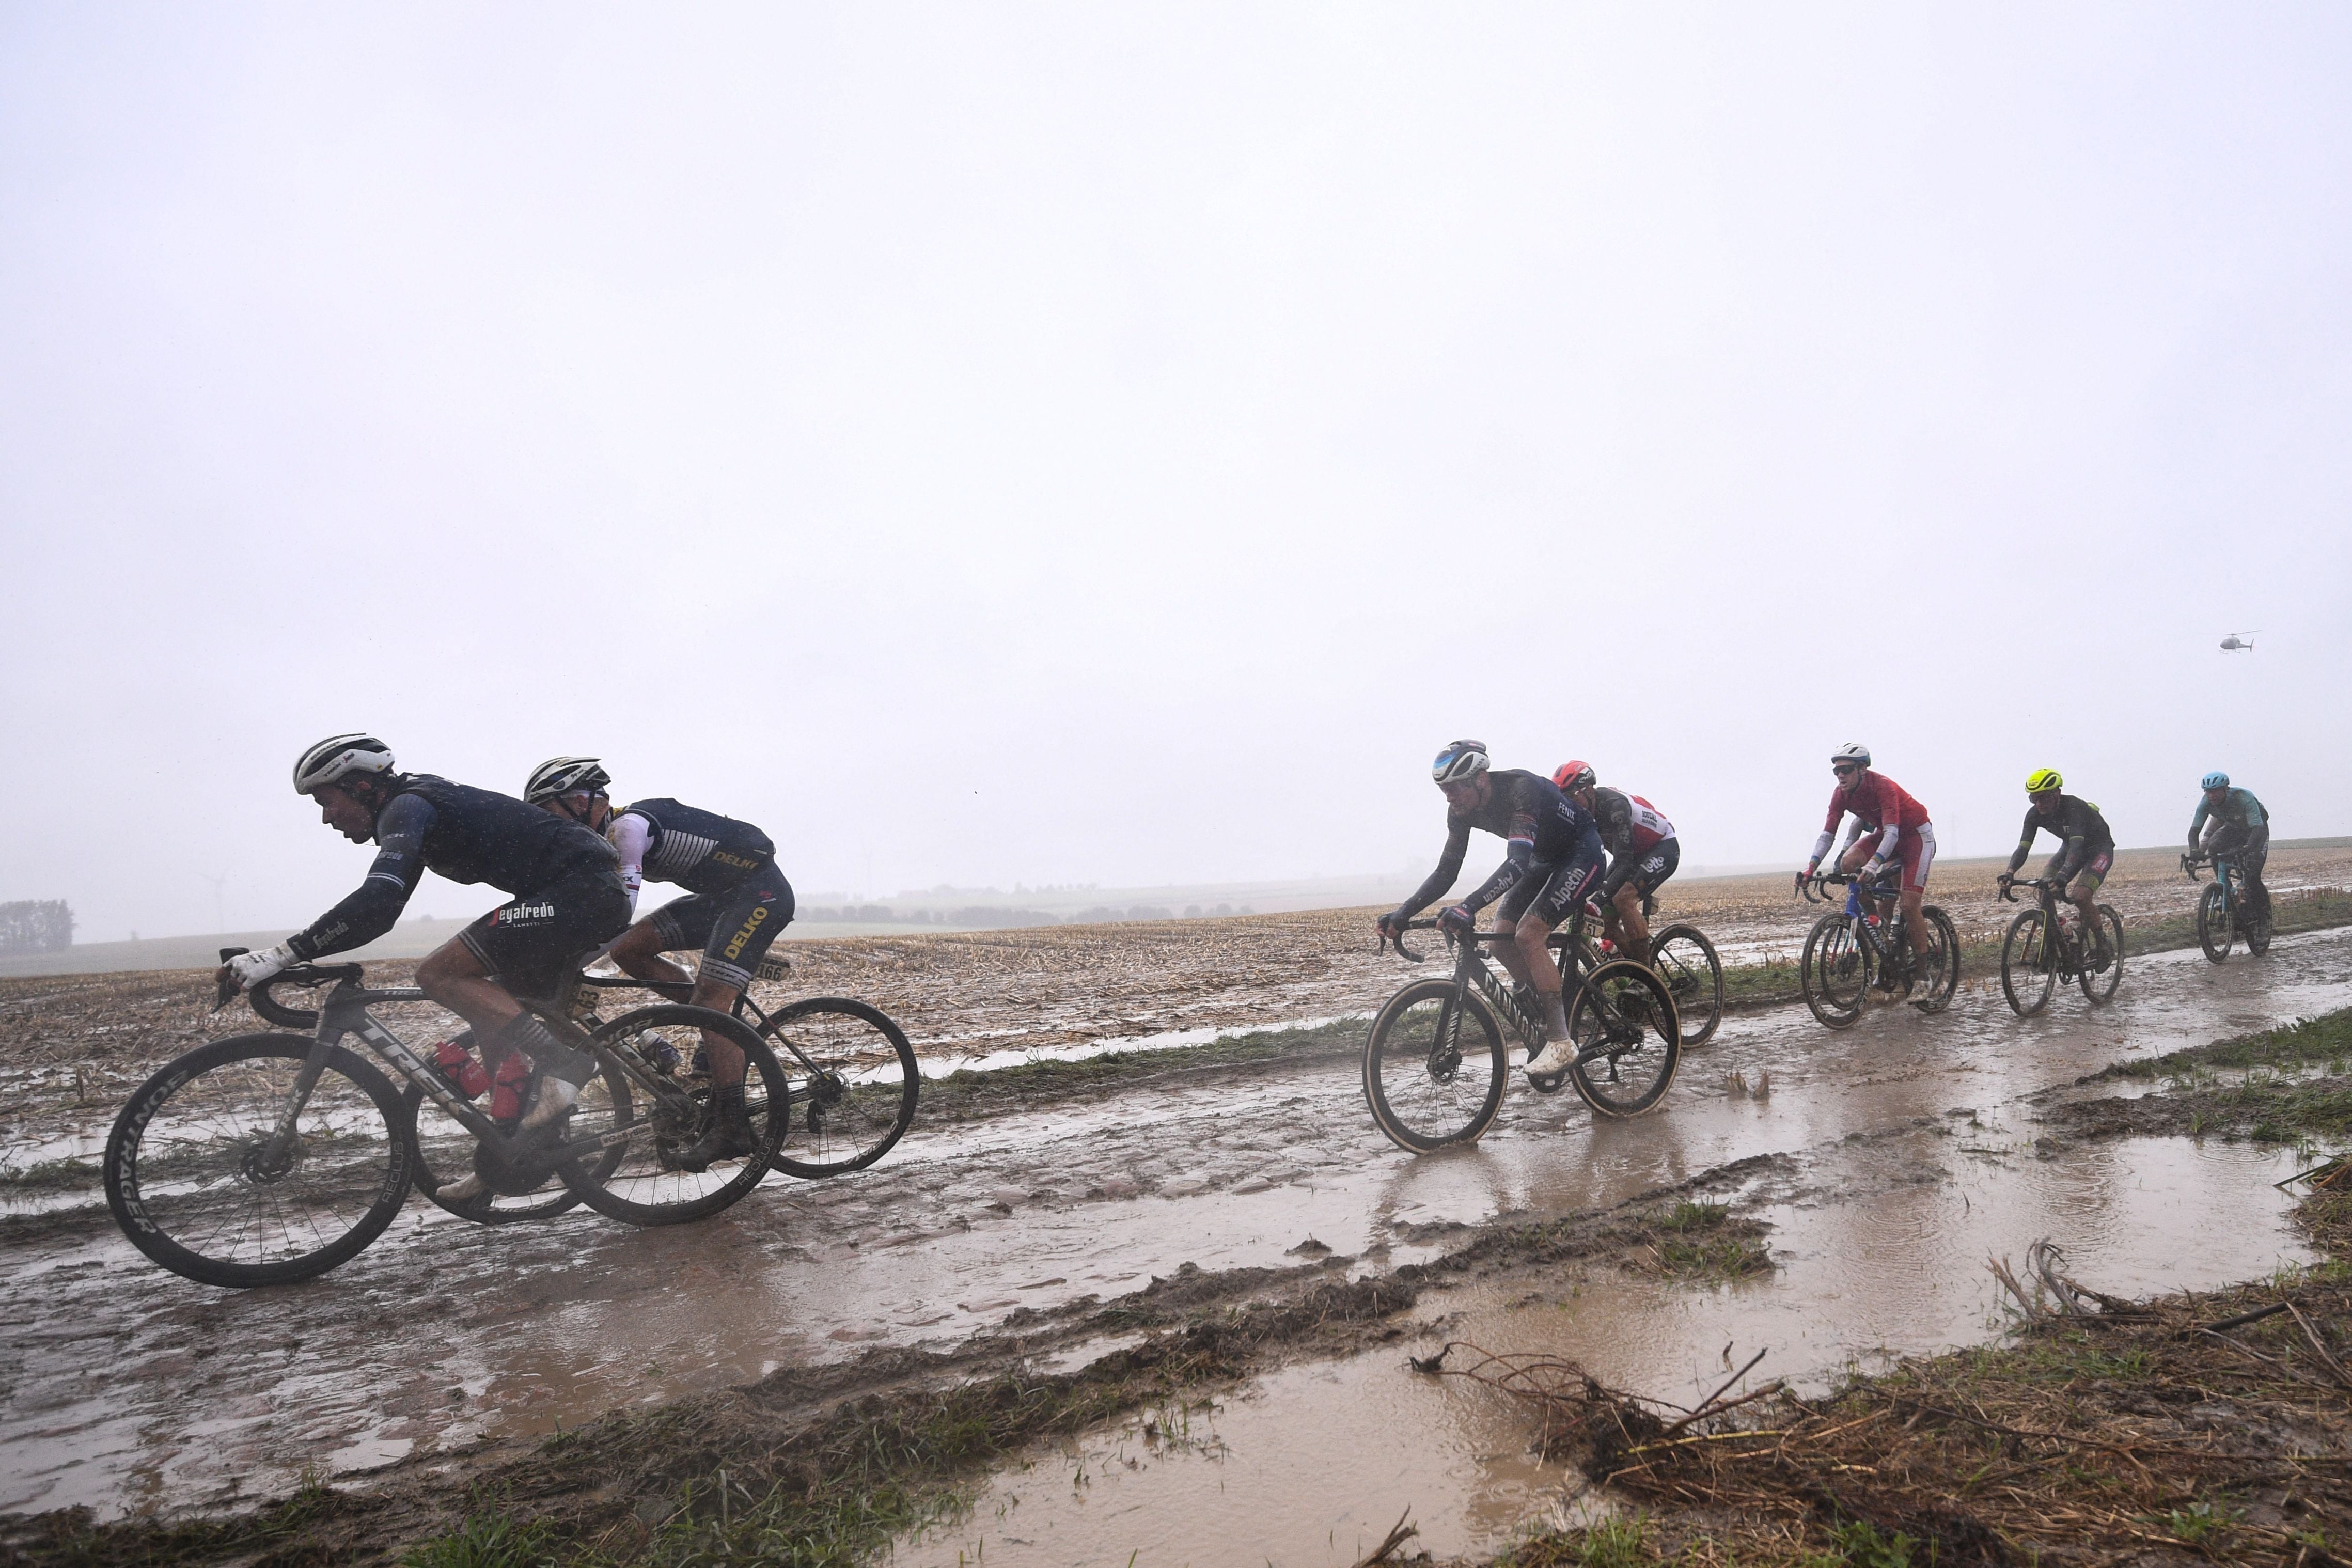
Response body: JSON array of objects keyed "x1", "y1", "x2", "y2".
[{"x1": 4, "y1": 3, "x2": 2347, "y2": 942}]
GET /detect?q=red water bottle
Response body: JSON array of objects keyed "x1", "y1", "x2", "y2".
[
  {"x1": 431, "y1": 1038, "x2": 491, "y2": 1099},
  {"x1": 489, "y1": 1055, "x2": 532, "y2": 1122}
]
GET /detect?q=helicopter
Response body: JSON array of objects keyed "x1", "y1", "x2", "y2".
[{"x1": 2219, "y1": 632, "x2": 2257, "y2": 652}]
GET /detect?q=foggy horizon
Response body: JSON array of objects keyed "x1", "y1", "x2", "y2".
[{"x1": 6, "y1": 5, "x2": 2348, "y2": 947}]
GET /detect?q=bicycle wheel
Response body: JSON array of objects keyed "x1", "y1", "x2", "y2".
[
  {"x1": 1565, "y1": 959, "x2": 1680, "y2": 1117},
  {"x1": 752, "y1": 997, "x2": 919, "y2": 1178},
  {"x1": 2000, "y1": 909, "x2": 2057, "y2": 1017},
  {"x1": 2078, "y1": 905, "x2": 2124, "y2": 1004},
  {"x1": 1800, "y1": 912, "x2": 1866, "y2": 1029},
  {"x1": 2197, "y1": 882, "x2": 2233, "y2": 963},
  {"x1": 104, "y1": 1033, "x2": 412, "y2": 1288},
  {"x1": 560, "y1": 1005, "x2": 788, "y2": 1225},
  {"x1": 1648, "y1": 924, "x2": 1722, "y2": 1046},
  {"x1": 1362, "y1": 979, "x2": 1508, "y2": 1152}
]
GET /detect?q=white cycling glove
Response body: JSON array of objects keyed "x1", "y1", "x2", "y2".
[{"x1": 227, "y1": 943, "x2": 296, "y2": 990}]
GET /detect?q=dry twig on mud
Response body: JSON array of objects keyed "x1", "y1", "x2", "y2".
[
  {"x1": 1349, "y1": 1506, "x2": 1419, "y2": 1566},
  {"x1": 1987, "y1": 1238, "x2": 2150, "y2": 1326}
]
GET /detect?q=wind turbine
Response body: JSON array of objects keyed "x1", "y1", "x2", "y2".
[{"x1": 2218, "y1": 632, "x2": 2257, "y2": 652}]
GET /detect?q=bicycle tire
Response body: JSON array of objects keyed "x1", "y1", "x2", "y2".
[
  {"x1": 560, "y1": 1005, "x2": 788, "y2": 1225},
  {"x1": 2000, "y1": 909, "x2": 2057, "y2": 1017},
  {"x1": 749, "y1": 997, "x2": 919, "y2": 1178},
  {"x1": 104, "y1": 1033, "x2": 413, "y2": 1288},
  {"x1": 2078, "y1": 905, "x2": 2124, "y2": 1004},
  {"x1": 1648, "y1": 924, "x2": 1722, "y2": 1046},
  {"x1": 1565, "y1": 959, "x2": 1680, "y2": 1117},
  {"x1": 1362, "y1": 979, "x2": 1508, "y2": 1153},
  {"x1": 1799, "y1": 912, "x2": 1865, "y2": 1029},
  {"x1": 2197, "y1": 882, "x2": 2233, "y2": 964},
  {"x1": 1911, "y1": 906, "x2": 1961, "y2": 1014}
]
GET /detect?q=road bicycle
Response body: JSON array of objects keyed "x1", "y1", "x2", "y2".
[
  {"x1": 1546, "y1": 895, "x2": 1723, "y2": 1047},
  {"x1": 2183, "y1": 850, "x2": 2271, "y2": 963},
  {"x1": 588, "y1": 953, "x2": 919, "y2": 1179},
  {"x1": 102, "y1": 955, "x2": 789, "y2": 1287},
  {"x1": 1997, "y1": 878, "x2": 2123, "y2": 1016},
  {"x1": 1363, "y1": 917, "x2": 1680, "y2": 1153},
  {"x1": 406, "y1": 954, "x2": 921, "y2": 1225},
  {"x1": 1797, "y1": 870, "x2": 1959, "y2": 1029}
]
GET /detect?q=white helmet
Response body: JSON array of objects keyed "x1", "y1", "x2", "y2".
[
  {"x1": 525, "y1": 756, "x2": 611, "y2": 803},
  {"x1": 293, "y1": 734, "x2": 396, "y2": 795},
  {"x1": 1432, "y1": 739, "x2": 1491, "y2": 786},
  {"x1": 1831, "y1": 743, "x2": 1871, "y2": 769}
]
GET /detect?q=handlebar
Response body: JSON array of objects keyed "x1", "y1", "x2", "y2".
[
  {"x1": 2181, "y1": 852, "x2": 2211, "y2": 881},
  {"x1": 1377, "y1": 918, "x2": 1434, "y2": 964},
  {"x1": 1997, "y1": 877, "x2": 2059, "y2": 904},
  {"x1": 219, "y1": 947, "x2": 363, "y2": 1029},
  {"x1": 1802, "y1": 870, "x2": 1896, "y2": 904}
]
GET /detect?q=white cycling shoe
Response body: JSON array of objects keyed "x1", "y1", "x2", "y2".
[
  {"x1": 437, "y1": 1173, "x2": 489, "y2": 1205},
  {"x1": 1526, "y1": 1037, "x2": 1578, "y2": 1077}
]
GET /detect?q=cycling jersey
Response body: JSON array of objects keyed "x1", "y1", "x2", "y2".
[
  {"x1": 2189, "y1": 787, "x2": 2267, "y2": 848},
  {"x1": 1810, "y1": 771, "x2": 1930, "y2": 871},
  {"x1": 1401, "y1": 770, "x2": 1606, "y2": 920},
  {"x1": 610, "y1": 798, "x2": 776, "y2": 901},
  {"x1": 1589, "y1": 787, "x2": 1676, "y2": 858},
  {"x1": 289, "y1": 775, "x2": 620, "y2": 961},
  {"x1": 2005, "y1": 794, "x2": 2114, "y2": 882},
  {"x1": 648, "y1": 863, "x2": 796, "y2": 993}
]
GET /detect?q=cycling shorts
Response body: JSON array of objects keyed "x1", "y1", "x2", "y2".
[
  {"x1": 1855, "y1": 822, "x2": 1936, "y2": 894},
  {"x1": 1498, "y1": 848, "x2": 1606, "y2": 928},
  {"x1": 459, "y1": 864, "x2": 633, "y2": 1003},
  {"x1": 2046, "y1": 849, "x2": 2113, "y2": 899},
  {"x1": 1602, "y1": 837, "x2": 1680, "y2": 902},
  {"x1": 646, "y1": 859, "x2": 795, "y2": 992}
]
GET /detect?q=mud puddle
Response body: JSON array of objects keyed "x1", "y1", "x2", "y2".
[
  {"x1": 3, "y1": 930, "x2": 2346, "y2": 1523},
  {"x1": 905, "y1": 1133, "x2": 2314, "y2": 1567}
]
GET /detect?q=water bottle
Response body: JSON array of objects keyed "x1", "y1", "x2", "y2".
[
  {"x1": 431, "y1": 1037, "x2": 490, "y2": 1099},
  {"x1": 489, "y1": 1055, "x2": 532, "y2": 1123}
]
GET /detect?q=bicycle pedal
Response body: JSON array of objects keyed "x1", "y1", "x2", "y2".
[{"x1": 1525, "y1": 1067, "x2": 1572, "y2": 1095}]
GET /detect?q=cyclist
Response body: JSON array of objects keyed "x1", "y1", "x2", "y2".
[
  {"x1": 524, "y1": 757, "x2": 792, "y2": 1169},
  {"x1": 2188, "y1": 770, "x2": 2271, "y2": 926},
  {"x1": 1999, "y1": 769, "x2": 2115, "y2": 967},
  {"x1": 1796, "y1": 743, "x2": 1937, "y2": 989},
  {"x1": 1553, "y1": 762, "x2": 1677, "y2": 966},
  {"x1": 1378, "y1": 740, "x2": 1607, "y2": 1078},
  {"x1": 215, "y1": 736, "x2": 631, "y2": 1198}
]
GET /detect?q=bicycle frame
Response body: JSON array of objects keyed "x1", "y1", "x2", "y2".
[
  {"x1": 2000, "y1": 878, "x2": 2083, "y2": 965},
  {"x1": 575, "y1": 970, "x2": 836, "y2": 1081},
  {"x1": 1805, "y1": 870, "x2": 1906, "y2": 968},
  {"x1": 252, "y1": 967, "x2": 671, "y2": 1174}
]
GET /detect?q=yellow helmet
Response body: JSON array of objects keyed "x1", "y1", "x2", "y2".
[{"x1": 2025, "y1": 767, "x2": 2063, "y2": 794}]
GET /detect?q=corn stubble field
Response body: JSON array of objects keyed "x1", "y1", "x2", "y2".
[{"x1": 5, "y1": 843, "x2": 2347, "y2": 1169}]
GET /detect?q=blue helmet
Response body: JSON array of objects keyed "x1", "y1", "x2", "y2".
[
  {"x1": 1432, "y1": 739, "x2": 1491, "y2": 787},
  {"x1": 2201, "y1": 771, "x2": 2230, "y2": 791}
]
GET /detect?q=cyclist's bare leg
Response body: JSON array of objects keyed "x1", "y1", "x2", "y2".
[
  {"x1": 416, "y1": 938, "x2": 525, "y2": 1068},
  {"x1": 1607, "y1": 884, "x2": 1651, "y2": 958},
  {"x1": 1897, "y1": 887, "x2": 1932, "y2": 964},
  {"x1": 607, "y1": 921, "x2": 748, "y2": 1088}
]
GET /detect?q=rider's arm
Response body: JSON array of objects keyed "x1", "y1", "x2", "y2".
[
  {"x1": 1459, "y1": 834, "x2": 1535, "y2": 915},
  {"x1": 2238, "y1": 790, "x2": 2267, "y2": 832},
  {"x1": 608, "y1": 811, "x2": 650, "y2": 916},
  {"x1": 1395, "y1": 819, "x2": 1471, "y2": 921},
  {"x1": 2187, "y1": 797, "x2": 2211, "y2": 850},
  {"x1": 2004, "y1": 807, "x2": 2045, "y2": 876},
  {"x1": 286, "y1": 793, "x2": 435, "y2": 961}
]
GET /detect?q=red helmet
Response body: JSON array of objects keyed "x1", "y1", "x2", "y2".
[{"x1": 1553, "y1": 760, "x2": 1595, "y2": 793}]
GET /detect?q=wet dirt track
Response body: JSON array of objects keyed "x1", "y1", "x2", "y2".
[{"x1": 3, "y1": 922, "x2": 2348, "y2": 1531}]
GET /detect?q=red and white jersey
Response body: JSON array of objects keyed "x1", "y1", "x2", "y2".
[
  {"x1": 1625, "y1": 795, "x2": 1675, "y2": 852},
  {"x1": 1823, "y1": 772, "x2": 1930, "y2": 835}
]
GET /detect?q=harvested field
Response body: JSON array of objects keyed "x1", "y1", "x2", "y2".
[{"x1": 7, "y1": 842, "x2": 2349, "y2": 1172}]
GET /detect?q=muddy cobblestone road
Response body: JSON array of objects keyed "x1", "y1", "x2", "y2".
[{"x1": 4, "y1": 876, "x2": 2350, "y2": 1533}]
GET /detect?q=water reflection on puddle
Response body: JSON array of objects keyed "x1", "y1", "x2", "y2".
[{"x1": 902, "y1": 1135, "x2": 2314, "y2": 1568}]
